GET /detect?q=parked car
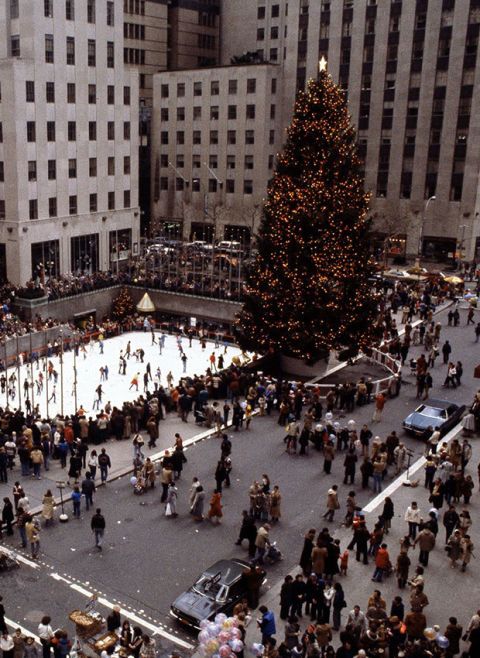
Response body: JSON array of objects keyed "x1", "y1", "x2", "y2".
[
  {"x1": 170, "y1": 559, "x2": 265, "y2": 631},
  {"x1": 403, "y1": 398, "x2": 465, "y2": 438},
  {"x1": 383, "y1": 268, "x2": 428, "y2": 282}
]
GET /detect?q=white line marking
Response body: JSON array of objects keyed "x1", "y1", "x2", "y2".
[
  {"x1": 363, "y1": 421, "x2": 462, "y2": 513},
  {"x1": 1, "y1": 547, "x2": 39, "y2": 570},
  {"x1": 5, "y1": 617, "x2": 41, "y2": 643}
]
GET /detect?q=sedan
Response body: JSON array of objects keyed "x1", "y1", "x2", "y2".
[
  {"x1": 403, "y1": 398, "x2": 465, "y2": 438},
  {"x1": 170, "y1": 559, "x2": 265, "y2": 631}
]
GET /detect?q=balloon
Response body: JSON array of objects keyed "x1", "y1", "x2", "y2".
[
  {"x1": 215, "y1": 613, "x2": 228, "y2": 625},
  {"x1": 436, "y1": 636, "x2": 450, "y2": 649},
  {"x1": 218, "y1": 632, "x2": 231, "y2": 644},
  {"x1": 230, "y1": 628, "x2": 241, "y2": 640},
  {"x1": 205, "y1": 640, "x2": 219, "y2": 656},
  {"x1": 230, "y1": 639, "x2": 244, "y2": 652},
  {"x1": 199, "y1": 620, "x2": 210, "y2": 630},
  {"x1": 219, "y1": 645, "x2": 231, "y2": 658},
  {"x1": 130, "y1": 476, "x2": 137, "y2": 486},
  {"x1": 197, "y1": 645, "x2": 207, "y2": 657},
  {"x1": 222, "y1": 619, "x2": 234, "y2": 630},
  {"x1": 251, "y1": 644, "x2": 264, "y2": 657},
  {"x1": 207, "y1": 623, "x2": 220, "y2": 637},
  {"x1": 198, "y1": 631, "x2": 210, "y2": 644}
]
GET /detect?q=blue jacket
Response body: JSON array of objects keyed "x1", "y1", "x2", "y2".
[{"x1": 260, "y1": 611, "x2": 276, "y2": 637}]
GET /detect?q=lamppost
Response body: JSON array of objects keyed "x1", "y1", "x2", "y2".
[
  {"x1": 14, "y1": 321, "x2": 21, "y2": 410},
  {"x1": 59, "y1": 328, "x2": 64, "y2": 416},
  {"x1": 73, "y1": 331, "x2": 78, "y2": 412},
  {"x1": 418, "y1": 195, "x2": 436, "y2": 260}
]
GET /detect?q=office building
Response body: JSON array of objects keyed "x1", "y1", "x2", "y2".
[{"x1": 0, "y1": 0, "x2": 140, "y2": 285}]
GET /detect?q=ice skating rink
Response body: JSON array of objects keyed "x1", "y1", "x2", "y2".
[{"x1": 4, "y1": 331, "x2": 245, "y2": 417}]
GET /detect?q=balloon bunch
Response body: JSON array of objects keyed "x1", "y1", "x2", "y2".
[
  {"x1": 423, "y1": 627, "x2": 449, "y2": 650},
  {"x1": 198, "y1": 615, "x2": 244, "y2": 658}
]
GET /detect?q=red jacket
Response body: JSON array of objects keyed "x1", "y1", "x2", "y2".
[{"x1": 375, "y1": 547, "x2": 390, "y2": 569}]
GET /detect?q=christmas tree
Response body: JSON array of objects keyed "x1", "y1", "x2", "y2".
[
  {"x1": 236, "y1": 67, "x2": 379, "y2": 363},
  {"x1": 112, "y1": 287, "x2": 135, "y2": 320}
]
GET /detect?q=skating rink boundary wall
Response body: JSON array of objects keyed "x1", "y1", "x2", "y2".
[{"x1": 13, "y1": 285, "x2": 241, "y2": 325}]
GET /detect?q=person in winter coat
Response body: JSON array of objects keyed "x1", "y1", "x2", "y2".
[
  {"x1": 142, "y1": 458, "x2": 156, "y2": 489},
  {"x1": 191, "y1": 486, "x2": 205, "y2": 521},
  {"x1": 323, "y1": 485, "x2": 339, "y2": 522},
  {"x1": 404, "y1": 502, "x2": 421, "y2": 539},
  {"x1": 447, "y1": 529, "x2": 463, "y2": 567},
  {"x1": 444, "y1": 616, "x2": 463, "y2": 657},
  {"x1": 165, "y1": 483, "x2": 178, "y2": 518},
  {"x1": 380, "y1": 497, "x2": 394, "y2": 534},
  {"x1": 2, "y1": 498, "x2": 14, "y2": 536},
  {"x1": 311, "y1": 540, "x2": 328, "y2": 577},
  {"x1": 414, "y1": 527, "x2": 435, "y2": 567},
  {"x1": 269, "y1": 485, "x2": 282, "y2": 522},
  {"x1": 372, "y1": 543, "x2": 390, "y2": 582},
  {"x1": 207, "y1": 490, "x2": 223, "y2": 524},
  {"x1": 396, "y1": 550, "x2": 411, "y2": 589},
  {"x1": 343, "y1": 449, "x2": 358, "y2": 485},
  {"x1": 299, "y1": 529, "x2": 316, "y2": 575},
  {"x1": 41, "y1": 490, "x2": 55, "y2": 526},
  {"x1": 460, "y1": 534, "x2": 474, "y2": 572}
]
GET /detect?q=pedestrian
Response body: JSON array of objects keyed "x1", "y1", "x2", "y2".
[
  {"x1": 396, "y1": 549, "x2": 410, "y2": 589},
  {"x1": 332, "y1": 582, "x2": 346, "y2": 631},
  {"x1": 460, "y1": 534, "x2": 474, "y2": 572},
  {"x1": 191, "y1": 485, "x2": 205, "y2": 522},
  {"x1": 447, "y1": 529, "x2": 462, "y2": 567},
  {"x1": 255, "y1": 523, "x2": 271, "y2": 565},
  {"x1": 139, "y1": 635, "x2": 156, "y2": 658},
  {"x1": 42, "y1": 489, "x2": 55, "y2": 526},
  {"x1": 343, "y1": 448, "x2": 357, "y2": 485},
  {"x1": 207, "y1": 489, "x2": 223, "y2": 524},
  {"x1": 404, "y1": 501, "x2": 421, "y2": 539},
  {"x1": 25, "y1": 515, "x2": 40, "y2": 559},
  {"x1": 323, "y1": 440, "x2": 335, "y2": 474},
  {"x1": 37, "y1": 618, "x2": 54, "y2": 658},
  {"x1": 299, "y1": 529, "x2": 316, "y2": 575},
  {"x1": 280, "y1": 575, "x2": 294, "y2": 620},
  {"x1": 81, "y1": 473, "x2": 95, "y2": 511},
  {"x1": 372, "y1": 543, "x2": 390, "y2": 582},
  {"x1": 91, "y1": 508, "x2": 106, "y2": 550},
  {"x1": 1, "y1": 632, "x2": 15, "y2": 658},
  {"x1": 98, "y1": 448, "x2": 111, "y2": 483},
  {"x1": 442, "y1": 340, "x2": 452, "y2": 364},
  {"x1": 372, "y1": 392, "x2": 385, "y2": 422},
  {"x1": 72, "y1": 486, "x2": 82, "y2": 519},
  {"x1": 165, "y1": 483, "x2": 178, "y2": 518},
  {"x1": 270, "y1": 485, "x2": 282, "y2": 523},
  {"x1": 88, "y1": 450, "x2": 98, "y2": 479},
  {"x1": 323, "y1": 485, "x2": 339, "y2": 522},
  {"x1": 257, "y1": 606, "x2": 276, "y2": 645},
  {"x1": 444, "y1": 616, "x2": 463, "y2": 657},
  {"x1": 414, "y1": 527, "x2": 435, "y2": 567},
  {"x1": 235, "y1": 510, "x2": 257, "y2": 556},
  {"x1": 380, "y1": 497, "x2": 394, "y2": 534}
]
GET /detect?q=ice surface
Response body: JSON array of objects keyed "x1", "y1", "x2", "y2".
[{"x1": 3, "y1": 332, "x2": 244, "y2": 417}]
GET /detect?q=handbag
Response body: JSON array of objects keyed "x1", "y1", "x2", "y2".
[{"x1": 165, "y1": 503, "x2": 172, "y2": 517}]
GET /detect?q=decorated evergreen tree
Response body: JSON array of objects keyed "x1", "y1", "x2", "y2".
[
  {"x1": 236, "y1": 66, "x2": 379, "y2": 363},
  {"x1": 112, "y1": 287, "x2": 135, "y2": 320}
]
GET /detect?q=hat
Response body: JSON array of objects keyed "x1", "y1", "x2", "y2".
[{"x1": 389, "y1": 616, "x2": 400, "y2": 626}]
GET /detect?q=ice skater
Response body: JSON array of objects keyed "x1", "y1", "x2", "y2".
[
  {"x1": 166, "y1": 371, "x2": 174, "y2": 388},
  {"x1": 126, "y1": 341, "x2": 131, "y2": 359},
  {"x1": 100, "y1": 367, "x2": 106, "y2": 381},
  {"x1": 48, "y1": 385, "x2": 57, "y2": 403},
  {"x1": 181, "y1": 353, "x2": 187, "y2": 374},
  {"x1": 104, "y1": 365, "x2": 109, "y2": 381},
  {"x1": 118, "y1": 351, "x2": 124, "y2": 374},
  {"x1": 151, "y1": 327, "x2": 157, "y2": 345},
  {"x1": 155, "y1": 367, "x2": 161, "y2": 385},
  {"x1": 93, "y1": 384, "x2": 103, "y2": 410},
  {"x1": 98, "y1": 336, "x2": 104, "y2": 354},
  {"x1": 129, "y1": 373, "x2": 139, "y2": 391},
  {"x1": 80, "y1": 343, "x2": 87, "y2": 359},
  {"x1": 143, "y1": 372, "x2": 149, "y2": 393},
  {"x1": 0, "y1": 374, "x2": 5, "y2": 393},
  {"x1": 146, "y1": 362, "x2": 152, "y2": 381}
]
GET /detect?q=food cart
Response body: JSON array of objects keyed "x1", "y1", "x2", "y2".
[{"x1": 69, "y1": 610, "x2": 119, "y2": 658}]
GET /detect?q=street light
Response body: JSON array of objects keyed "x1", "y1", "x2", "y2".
[{"x1": 418, "y1": 195, "x2": 436, "y2": 258}]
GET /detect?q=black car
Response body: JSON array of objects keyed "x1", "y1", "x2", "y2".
[
  {"x1": 403, "y1": 398, "x2": 465, "y2": 438},
  {"x1": 170, "y1": 559, "x2": 265, "y2": 631}
]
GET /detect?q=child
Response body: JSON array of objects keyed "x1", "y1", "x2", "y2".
[{"x1": 340, "y1": 549, "x2": 349, "y2": 576}]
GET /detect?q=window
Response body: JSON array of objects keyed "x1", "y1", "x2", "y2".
[
  {"x1": 257, "y1": 28, "x2": 265, "y2": 41},
  {"x1": 89, "y1": 158, "x2": 97, "y2": 176},
  {"x1": 227, "y1": 130, "x2": 236, "y2": 145},
  {"x1": 192, "y1": 131, "x2": 201, "y2": 145},
  {"x1": 48, "y1": 197, "x2": 57, "y2": 218},
  {"x1": 47, "y1": 122, "x2": 55, "y2": 141},
  {"x1": 68, "y1": 121, "x2": 76, "y2": 141},
  {"x1": 67, "y1": 83, "x2": 75, "y2": 103},
  {"x1": 269, "y1": 129, "x2": 275, "y2": 144},
  {"x1": 192, "y1": 154, "x2": 201, "y2": 169},
  {"x1": 244, "y1": 180, "x2": 253, "y2": 194},
  {"x1": 269, "y1": 48, "x2": 278, "y2": 61},
  {"x1": 161, "y1": 131, "x2": 169, "y2": 144},
  {"x1": 66, "y1": 36, "x2": 75, "y2": 64},
  {"x1": 228, "y1": 80, "x2": 237, "y2": 94},
  {"x1": 226, "y1": 179, "x2": 235, "y2": 194},
  {"x1": 0, "y1": 201, "x2": 4, "y2": 220},
  {"x1": 210, "y1": 106, "x2": 219, "y2": 120},
  {"x1": 28, "y1": 161, "x2": 37, "y2": 182},
  {"x1": 226, "y1": 155, "x2": 235, "y2": 169},
  {"x1": 69, "y1": 195, "x2": 77, "y2": 215},
  {"x1": 89, "y1": 121, "x2": 97, "y2": 140},
  {"x1": 65, "y1": 0, "x2": 75, "y2": 20},
  {"x1": 124, "y1": 122, "x2": 130, "y2": 140},
  {"x1": 208, "y1": 179, "x2": 217, "y2": 193},
  {"x1": 194, "y1": 82, "x2": 202, "y2": 96},
  {"x1": 257, "y1": 6, "x2": 265, "y2": 19},
  {"x1": 268, "y1": 154, "x2": 274, "y2": 169},
  {"x1": 416, "y1": 13, "x2": 426, "y2": 29},
  {"x1": 48, "y1": 160, "x2": 56, "y2": 180},
  {"x1": 245, "y1": 155, "x2": 254, "y2": 170},
  {"x1": 271, "y1": 78, "x2": 277, "y2": 94},
  {"x1": 29, "y1": 200, "x2": 38, "y2": 220},
  {"x1": 271, "y1": 26, "x2": 279, "y2": 39},
  {"x1": 26, "y1": 81, "x2": 35, "y2": 102},
  {"x1": 228, "y1": 105, "x2": 237, "y2": 120},
  {"x1": 107, "y1": 1, "x2": 114, "y2": 25},
  {"x1": 177, "y1": 131, "x2": 185, "y2": 145},
  {"x1": 27, "y1": 122, "x2": 36, "y2": 142},
  {"x1": 177, "y1": 83, "x2": 185, "y2": 97},
  {"x1": 45, "y1": 34, "x2": 54, "y2": 63},
  {"x1": 272, "y1": 4, "x2": 279, "y2": 17},
  {"x1": 88, "y1": 39, "x2": 96, "y2": 66},
  {"x1": 44, "y1": 0, "x2": 53, "y2": 18},
  {"x1": 68, "y1": 158, "x2": 77, "y2": 178},
  {"x1": 161, "y1": 108, "x2": 169, "y2": 121},
  {"x1": 11, "y1": 35, "x2": 20, "y2": 57},
  {"x1": 124, "y1": 156, "x2": 130, "y2": 175},
  {"x1": 176, "y1": 154, "x2": 184, "y2": 168},
  {"x1": 193, "y1": 106, "x2": 201, "y2": 120},
  {"x1": 124, "y1": 190, "x2": 131, "y2": 208},
  {"x1": 209, "y1": 154, "x2": 218, "y2": 169},
  {"x1": 88, "y1": 84, "x2": 96, "y2": 103},
  {"x1": 161, "y1": 84, "x2": 169, "y2": 98},
  {"x1": 10, "y1": 0, "x2": 19, "y2": 19},
  {"x1": 210, "y1": 130, "x2": 218, "y2": 145},
  {"x1": 124, "y1": 86, "x2": 130, "y2": 105},
  {"x1": 89, "y1": 194, "x2": 97, "y2": 212},
  {"x1": 87, "y1": 0, "x2": 95, "y2": 23},
  {"x1": 177, "y1": 107, "x2": 185, "y2": 121},
  {"x1": 107, "y1": 86, "x2": 114, "y2": 104},
  {"x1": 211, "y1": 81, "x2": 219, "y2": 95},
  {"x1": 247, "y1": 79, "x2": 256, "y2": 94},
  {"x1": 108, "y1": 122, "x2": 115, "y2": 140},
  {"x1": 0, "y1": 124, "x2": 2, "y2": 143},
  {"x1": 108, "y1": 192, "x2": 115, "y2": 210},
  {"x1": 160, "y1": 177, "x2": 168, "y2": 191},
  {"x1": 245, "y1": 130, "x2": 254, "y2": 145},
  {"x1": 107, "y1": 42, "x2": 114, "y2": 67},
  {"x1": 246, "y1": 104, "x2": 256, "y2": 119}
]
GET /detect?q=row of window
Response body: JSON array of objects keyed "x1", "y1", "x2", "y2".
[
  {"x1": 159, "y1": 129, "x2": 275, "y2": 146},
  {"x1": 10, "y1": 0, "x2": 115, "y2": 24},
  {"x1": 123, "y1": 0, "x2": 145, "y2": 16},
  {"x1": 24, "y1": 81, "x2": 131, "y2": 105},
  {"x1": 124, "y1": 22, "x2": 145, "y2": 41},
  {"x1": 0, "y1": 156, "x2": 131, "y2": 185},
  {"x1": 159, "y1": 153, "x2": 264, "y2": 171},
  {"x1": 257, "y1": 4, "x2": 282, "y2": 19},
  {"x1": 158, "y1": 177, "x2": 255, "y2": 195},
  {"x1": 21, "y1": 190, "x2": 132, "y2": 221},
  {"x1": 161, "y1": 77, "x2": 271, "y2": 98},
  {"x1": 23, "y1": 121, "x2": 131, "y2": 142},
  {"x1": 10, "y1": 35, "x2": 115, "y2": 68},
  {"x1": 160, "y1": 104, "x2": 276, "y2": 122}
]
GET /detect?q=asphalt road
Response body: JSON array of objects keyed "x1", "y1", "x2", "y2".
[{"x1": 2, "y1": 302, "x2": 480, "y2": 653}]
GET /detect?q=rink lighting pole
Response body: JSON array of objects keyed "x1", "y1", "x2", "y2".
[
  {"x1": 29, "y1": 329, "x2": 34, "y2": 412},
  {"x1": 45, "y1": 329, "x2": 49, "y2": 420},
  {"x1": 15, "y1": 322, "x2": 21, "y2": 410},
  {"x1": 56, "y1": 481, "x2": 69, "y2": 523},
  {"x1": 73, "y1": 332, "x2": 78, "y2": 412},
  {"x1": 59, "y1": 328, "x2": 64, "y2": 416},
  {"x1": 2, "y1": 339, "x2": 7, "y2": 409}
]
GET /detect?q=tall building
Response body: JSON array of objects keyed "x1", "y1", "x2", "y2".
[
  {"x1": 160, "y1": 0, "x2": 480, "y2": 264},
  {"x1": 0, "y1": 0, "x2": 140, "y2": 285}
]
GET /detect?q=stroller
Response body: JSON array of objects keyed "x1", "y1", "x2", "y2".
[
  {"x1": 132, "y1": 475, "x2": 146, "y2": 495},
  {"x1": 265, "y1": 542, "x2": 283, "y2": 565}
]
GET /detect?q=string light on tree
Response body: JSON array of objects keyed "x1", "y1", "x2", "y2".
[{"x1": 235, "y1": 66, "x2": 380, "y2": 364}]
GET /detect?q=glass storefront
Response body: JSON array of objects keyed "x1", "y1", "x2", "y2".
[
  {"x1": 31, "y1": 240, "x2": 60, "y2": 280},
  {"x1": 109, "y1": 229, "x2": 132, "y2": 272},
  {"x1": 71, "y1": 234, "x2": 99, "y2": 275}
]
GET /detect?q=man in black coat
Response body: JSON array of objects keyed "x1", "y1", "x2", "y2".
[{"x1": 235, "y1": 510, "x2": 257, "y2": 557}]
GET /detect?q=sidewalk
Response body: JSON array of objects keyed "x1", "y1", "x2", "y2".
[{"x1": 3, "y1": 412, "x2": 218, "y2": 512}]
